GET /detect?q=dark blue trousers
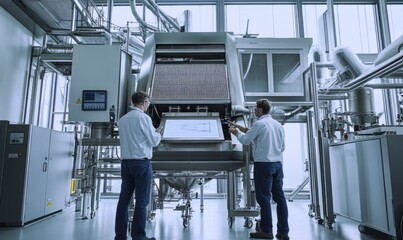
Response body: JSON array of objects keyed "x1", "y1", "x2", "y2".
[
  {"x1": 254, "y1": 161, "x2": 289, "y2": 234},
  {"x1": 115, "y1": 160, "x2": 152, "y2": 240}
]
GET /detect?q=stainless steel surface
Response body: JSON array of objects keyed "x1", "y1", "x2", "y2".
[
  {"x1": 132, "y1": 32, "x2": 259, "y2": 225},
  {"x1": 90, "y1": 123, "x2": 111, "y2": 139},
  {"x1": 138, "y1": 32, "x2": 246, "y2": 114},
  {"x1": 235, "y1": 37, "x2": 313, "y2": 102},
  {"x1": 68, "y1": 44, "x2": 131, "y2": 123},
  {"x1": 325, "y1": 51, "x2": 403, "y2": 92},
  {"x1": 347, "y1": 87, "x2": 377, "y2": 128},
  {"x1": 163, "y1": 178, "x2": 206, "y2": 194},
  {"x1": 329, "y1": 143, "x2": 361, "y2": 221},
  {"x1": 355, "y1": 126, "x2": 403, "y2": 135},
  {"x1": 135, "y1": 32, "x2": 247, "y2": 172},
  {"x1": 332, "y1": 47, "x2": 366, "y2": 80},
  {"x1": 330, "y1": 135, "x2": 403, "y2": 239}
]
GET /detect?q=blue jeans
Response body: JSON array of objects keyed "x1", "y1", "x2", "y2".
[
  {"x1": 115, "y1": 160, "x2": 152, "y2": 240},
  {"x1": 254, "y1": 161, "x2": 289, "y2": 234}
]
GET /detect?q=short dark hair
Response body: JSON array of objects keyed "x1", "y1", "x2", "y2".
[
  {"x1": 131, "y1": 91, "x2": 149, "y2": 105},
  {"x1": 256, "y1": 98, "x2": 272, "y2": 115}
]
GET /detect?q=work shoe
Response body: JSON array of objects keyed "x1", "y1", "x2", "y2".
[
  {"x1": 275, "y1": 233, "x2": 290, "y2": 240},
  {"x1": 250, "y1": 231, "x2": 274, "y2": 239}
]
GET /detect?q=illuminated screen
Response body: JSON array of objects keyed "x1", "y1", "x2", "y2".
[
  {"x1": 162, "y1": 118, "x2": 224, "y2": 141},
  {"x1": 82, "y1": 90, "x2": 107, "y2": 111}
]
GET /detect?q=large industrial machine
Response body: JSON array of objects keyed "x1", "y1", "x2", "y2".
[
  {"x1": 135, "y1": 32, "x2": 314, "y2": 227},
  {"x1": 68, "y1": 32, "x2": 314, "y2": 228},
  {"x1": 0, "y1": 121, "x2": 74, "y2": 226},
  {"x1": 137, "y1": 32, "x2": 247, "y2": 171},
  {"x1": 136, "y1": 32, "x2": 254, "y2": 227}
]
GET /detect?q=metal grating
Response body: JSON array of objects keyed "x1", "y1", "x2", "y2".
[
  {"x1": 22, "y1": 0, "x2": 73, "y2": 29},
  {"x1": 151, "y1": 63, "x2": 230, "y2": 101}
]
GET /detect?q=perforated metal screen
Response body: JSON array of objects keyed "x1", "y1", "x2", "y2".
[{"x1": 151, "y1": 63, "x2": 230, "y2": 101}]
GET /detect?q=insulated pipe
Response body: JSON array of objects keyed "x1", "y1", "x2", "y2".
[
  {"x1": 138, "y1": 0, "x2": 173, "y2": 32},
  {"x1": 144, "y1": 0, "x2": 181, "y2": 31},
  {"x1": 129, "y1": 0, "x2": 158, "y2": 32}
]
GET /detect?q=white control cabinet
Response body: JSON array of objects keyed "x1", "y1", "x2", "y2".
[{"x1": 0, "y1": 124, "x2": 73, "y2": 226}]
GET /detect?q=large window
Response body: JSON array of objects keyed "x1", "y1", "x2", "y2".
[
  {"x1": 240, "y1": 52, "x2": 268, "y2": 93},
  {"x1": 283, "y1": 123, "x2": 308, "y2": 189},
  {"x1": 38, "y1": 71, "x2": 54, "y2": 128},
  {"x1": 334, "y1": 4, "x2": 377, "y2": 53},
  {"x1": 109, "y1": 5, "x2": 215, "y2": 32},
  {"x1": 52, "y1": 75, "x2": 69, "y2": 131},
  {"x1": 302, "y1": 4, "x2": 327, "y2": 46},
  {"x1": 226, "y1": 5, "x2": 296, "y2": 37},
  {"x1": 160, "y1": 5, "x2": 216, "y2": 32},
  {"x1": 387, "y1": 4, "x2": 403, "y2": 41},
  {"x1": 112, "y1": 6, "x2": 157, "y2": 27}
]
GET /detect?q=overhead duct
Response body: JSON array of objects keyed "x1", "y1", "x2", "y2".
[
  {"x1": 144, "y1": 0, "x2": 181, "y2": 31},
  {"x1": 374, "y1": 34, "x2": 403, "y2": 66},
  {"x1": 331, "y1": 47, "x2": 367, "y2": 84},
  {"x1": 129, "y1": 0, "x2": 158, "y2": 32}
]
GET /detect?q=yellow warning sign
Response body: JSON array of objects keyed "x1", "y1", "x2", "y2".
[{"x1": 76, "y1": 98, "x2": 81, "y2": 104}]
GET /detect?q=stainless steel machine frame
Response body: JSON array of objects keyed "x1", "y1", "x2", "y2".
[
  {"x1": 330, "y1": 135, "x2": 403, "y2": 239},
  {"x1": 309, "y1": 46, "x2": 403, "y2": 238}
]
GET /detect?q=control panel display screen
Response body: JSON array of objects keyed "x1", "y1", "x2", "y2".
[
  {"x1": 82, "y1": 90, "x2": 107, "y2": 111},
  {"x1": 161, "y1": 116, "x2": 224, "y2": 141}
]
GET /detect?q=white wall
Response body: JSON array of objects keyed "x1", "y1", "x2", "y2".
[{"x1": 0, "y1": 6, "x2": 33, "y2": 123}]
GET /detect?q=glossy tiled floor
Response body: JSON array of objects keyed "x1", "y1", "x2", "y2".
[{"x1": 0, "y1": 198, "x2": 385, "y2": 240}]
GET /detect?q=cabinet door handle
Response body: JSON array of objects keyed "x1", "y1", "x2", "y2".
[{"x1": 43, "y1": 162, "x2": 48, "y2": 172}]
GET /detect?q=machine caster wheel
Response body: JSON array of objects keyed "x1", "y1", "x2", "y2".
[
  {"x1": 317, "y1": 219, "x2": 324, "y2": 225},
  {"x1": 90, "y1": 211, "x2": 96, "y2": 219},
  {"x1": 327, "y1": 223, "x2": 333, "y2": 230},
  {"x1": 228, "y1": 217, "x2": 235, "y2": 228},
  {"x1": 244, "y1": 218, "x2": 253, "y2": 228},
  {"x1": 183, "y1": 218, "x2": 189, "y2": 228}
]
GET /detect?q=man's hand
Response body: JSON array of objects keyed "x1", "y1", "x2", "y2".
[
  {"x1": 228, "y1": 126, "x2": 238, "y2": 135},
  {"x1": 228, "y1": 121, "x2": 248, "y2": 133},
  {"x1": 156, "y1": 126, "x2": 163, "y2": 133}
]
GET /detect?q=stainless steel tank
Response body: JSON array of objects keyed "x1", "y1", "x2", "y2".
[
  {"x1": 348, "y1": 87, "x2": 377, "y2": 128},
  {"x1": 91, "y1": 123, "x2": 110, "y2": 139}
]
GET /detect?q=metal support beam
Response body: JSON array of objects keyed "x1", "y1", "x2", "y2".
[
  {"x1": 326, "y1": 0, "x2": 337, "y2": 50},
  {"x1": 295, "y1": 0, "x2": 305, "y2": 38},
  {"x1": 216, "y1": 0, "x2": 225, "y2": 32}
]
